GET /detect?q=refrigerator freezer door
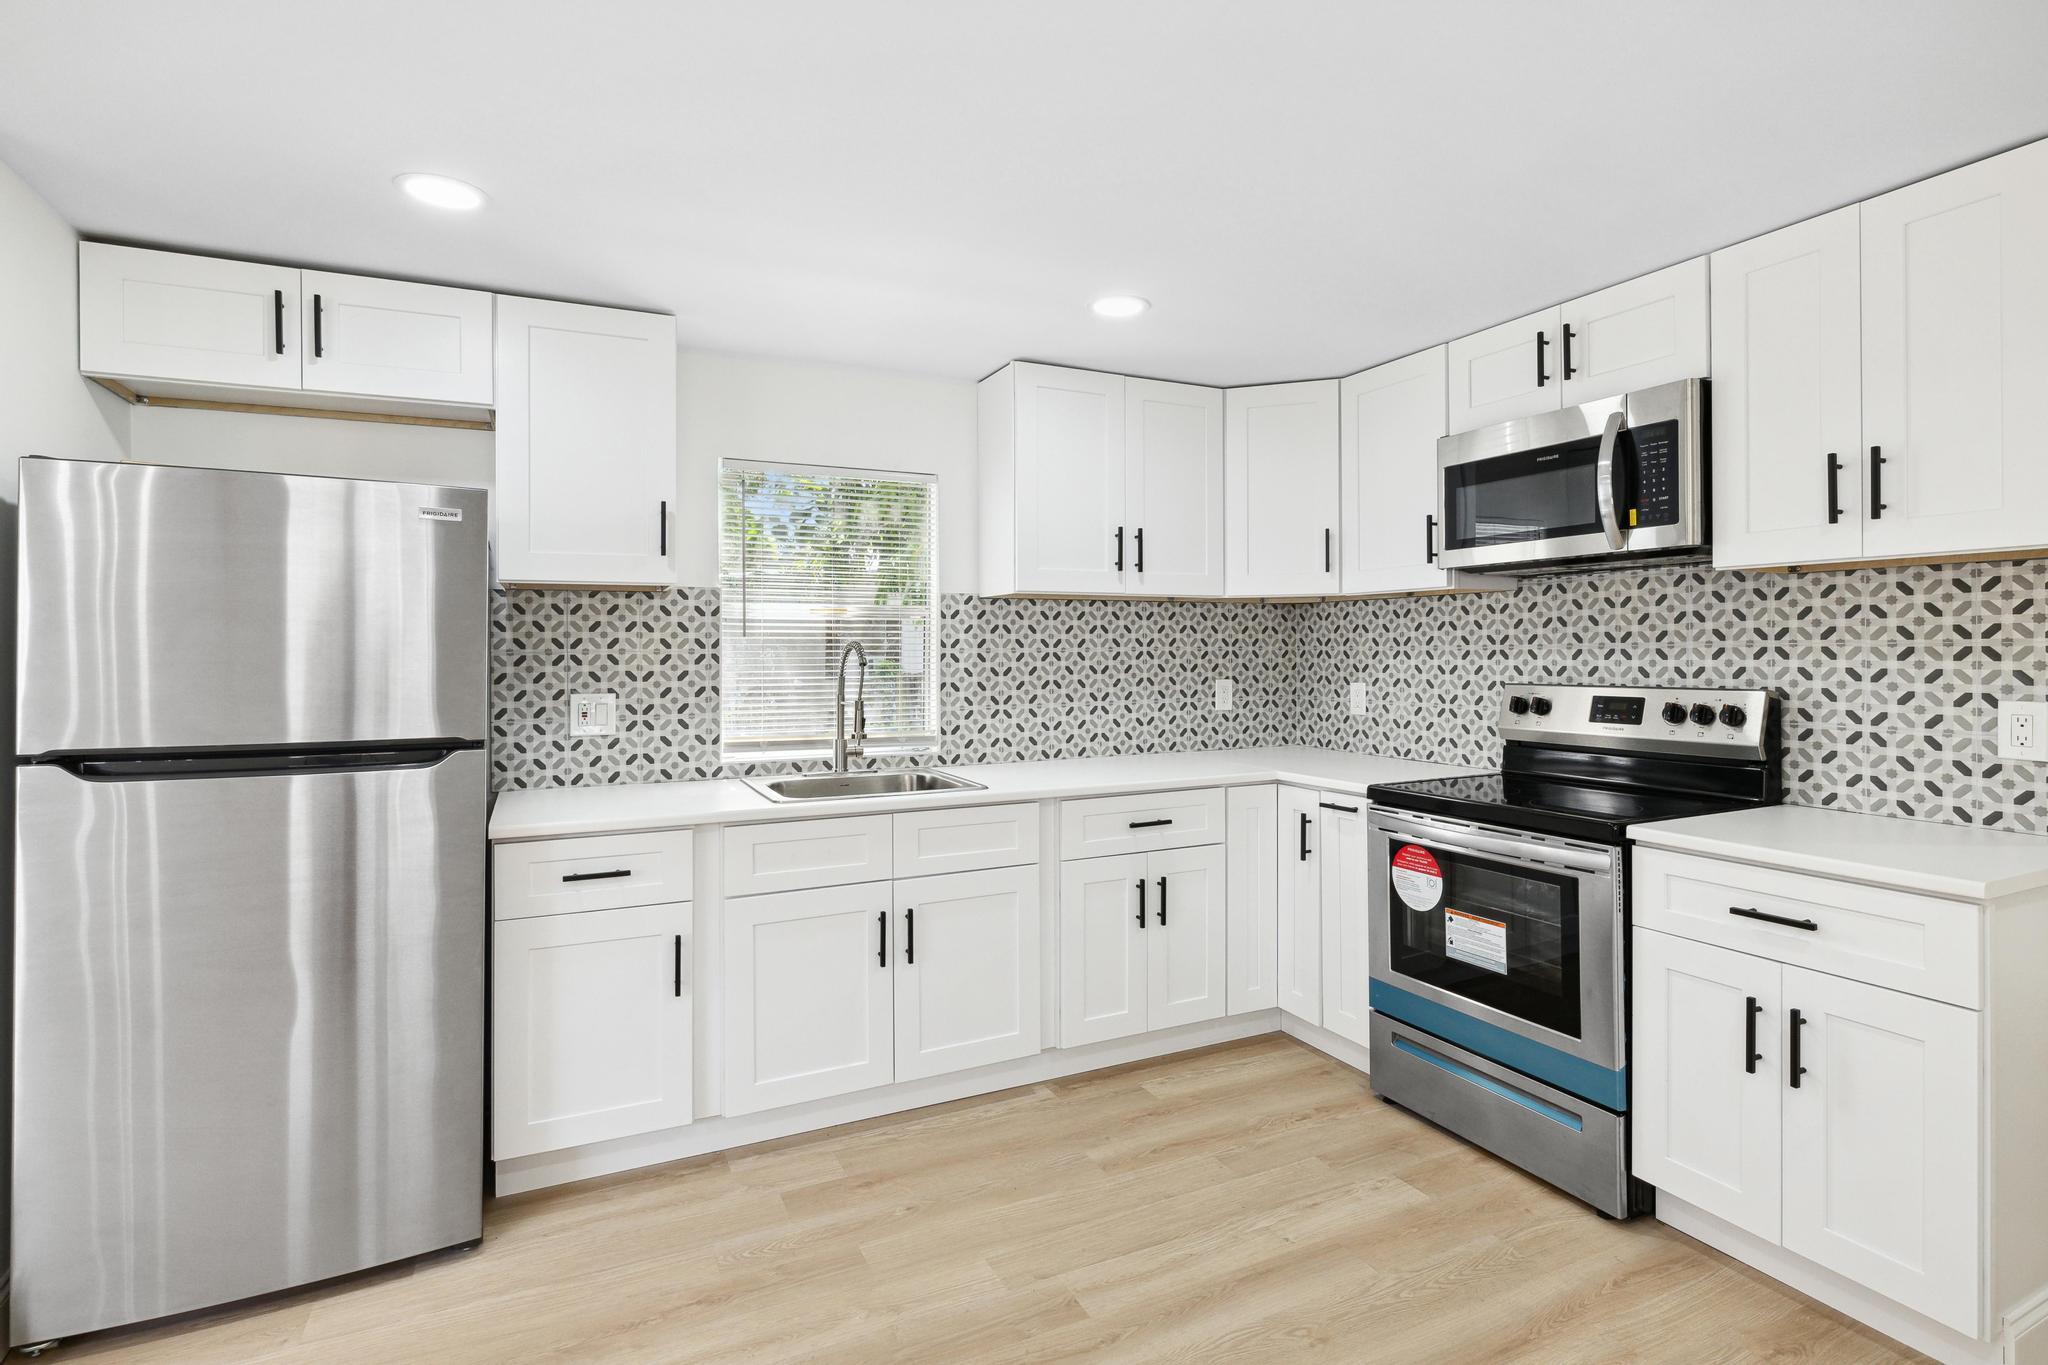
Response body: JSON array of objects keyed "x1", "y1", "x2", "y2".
[
  {"x1": 10, "y1": 751, "x2": 487, "y2": 1345},
  {"x1": 17, "y1": 459, "x2": 488, "y2": 756}
]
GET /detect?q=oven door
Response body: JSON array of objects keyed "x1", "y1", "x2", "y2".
[{"x1": 1367, "y1": 809, "x2": 1622, "y2": 1079}]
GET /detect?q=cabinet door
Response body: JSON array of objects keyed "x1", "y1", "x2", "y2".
[
  {"x1": 494, "y1": 296, "x2": 676, "y2": 587},
  {"x1": 1224, "y1": 380, "x2": 1340, "y2": 596},
  {"x1": 1275, "y1": 786, "x2": 1322, "y2": 1023},
  {"x1": 1126, "y1": 376, "x2": 1225, "y2": 596},
  {"x1": 1861, "y1": 138, "x2": 2048, "y2": 560},
  {"x1": 1146, "y1": 844, "x2": 1228, "y2": 1030},
  {"x1": 722, "y1": 882, "x2": 893, "y2": 1116},
  {"x1": 1225, "y1": 784, "x2": 1279, "y2": 1015},
  {"x1": 1780, "y1": 966, "x2": 1982, "y2": 1336},
  {"x1": 1629, "y1": 929, "x2": 1781, "y2": 1242},
  {"x1": 1559, "y1": 257, "x2": 1709, "y2": 406},
  {"x1": 1709, "y1": 209, "x2": 1864, "y2": 568},
  {"x1": 1317, "y1": 796, "x2": 1372, "y2": 1048},
  {"x1": 893, "y1": 866, "x2": 1042, "y2": 1082},
  {"x1": 1445, "y1": 305, "x2": 1562, "y2": 433},
  {"x1": 1012, "y1": 363, "x2": 1128, "y2": 594},
  {"x1": 1058, "y1": 853, "x2": 1149, "y2": 1046},
  {"x1": 492, "y1": 902, "x2": 691, "y2": 1159},
  {"x1": 1341, "y1": 346, "x2": 1452, "y2": 595},
  {"x1": 300, "y1": 270, "x2": 494, "y2": 405},
  {"x1": 78, "y1": 242, "x2": 301, "y2": 391}
]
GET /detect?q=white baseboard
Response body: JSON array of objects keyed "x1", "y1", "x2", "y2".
[
  {"x1": 495, "y1": 1010, "x2": 1283, "y2": 1195},
  {"x1": 1279, "y1": 1012, "x2": 1371, "y2": 1075},
  {"x1": 1656, "y1": 1192, "x2": 2001, "y2": 1365}
]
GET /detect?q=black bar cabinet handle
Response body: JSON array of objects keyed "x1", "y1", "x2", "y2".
[
  {"x1": 673, "y1": 934, "x2": 683, "y2": 998},
  {"x1": 1298, "y1": 811, "x2": 1310, "y2": 861},
  {"x1": 659, "y1": 500, "x2": 668, "y2": 556},
  {"x1": 1156, "y1": 876, "x2": 1168, "y2": 926},
  {"x1": 1319, "y1": 801, "x2": 1358, "y2": 815},
  {"x1": 1135, "y1": 880, "x2": 1146, "y2": 928},
  {"x1": 562, "y1": 868, "x2": 632, "y2": 883},
  {"x1": 1128, "y1": 818, "x2": 1173, "y2": 829},
  {"x1": 1535, "y1": 329, "x2": 1549, "y2": 387},
  {"x1": 1870, "y1": 445, "x2": 1886, "y2": 519},
  {"x1": 273, "y1": 289, "x2": 284, "y2": 355},
  {"x1": 312, "y1": 293, "x2": 324, "y2": 358},
  {"x1": 1826, "y1": 453, "x2": 1842, "y2": 525},
  {"x1": 1114, "y1": 525, "x2": 1125, "y2": 572},
  {"x1": 1744, "y1": 996, "x2": 1761, "y2": 1074},
  {"x1": 1324, "y1": 528, "x2": 1332, "y2": 574},
  {"x1": 1562, "y1": 322, "x2": 1577, "y2": 379},
  {"x1": 1788, "y1": 1008, "x2": 1807, "y2": 1088},
  {"x1": 905, "y1": 907, "x2": 915, "y2": 965},
  {"x1": 1135, "y1": 527, "x2": 1144, "y2": 573},
  {"x1": 1424, "y1": 513, "x2": 1438, "y2": 565},
  {"x1": 1729, "y1": 905, "x2": 1818, "y2": 932},
  {"x1": 877, "y1": 910, "x2": 886, "y2": 967}
]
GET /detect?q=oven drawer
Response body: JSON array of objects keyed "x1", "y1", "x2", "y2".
[
  {"x1": 1632, "y1": 848, "x2": 1982, "y2": 1008},
  {"x1": 1058, "y1": 788, "x2": 1225, "y2": 860}
]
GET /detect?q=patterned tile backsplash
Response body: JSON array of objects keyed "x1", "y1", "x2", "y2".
[{"x1": 490, "y1": 560, "x2": 2044, "y2": 833}]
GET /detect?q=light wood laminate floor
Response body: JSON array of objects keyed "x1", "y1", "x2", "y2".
[{"x1": 54, "y1": 1035, "x2": 1925, "y2": 1363}]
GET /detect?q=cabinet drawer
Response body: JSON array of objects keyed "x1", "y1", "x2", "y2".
[
  {"x1": 724, "y1": 815, "x2": 893, "y2": 896},
  {"x1": 1633, "y1": 848, "x2": 1982, "y2": 1007},
  {"x1": 1059, "y1": 788, "x2": 1226, "y2": 860},
  {"x1": 893, "y1": 802, "x2": 1040, "y2": 877},
  {"x1": 493, "y1": 829, "x2": 695, "y2": 921}
]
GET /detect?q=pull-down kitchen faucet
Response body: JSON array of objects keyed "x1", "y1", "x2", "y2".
[{"x1": 832, "y1": 641, "x2": 869, "y2": 772}]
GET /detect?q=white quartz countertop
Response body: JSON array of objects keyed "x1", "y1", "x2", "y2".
[
  {"x1": 1630, "y1": 805, "x2": 2048, "y2": 902},
  {"x1": 488, "y1": 746, "x2": 1481, "y2": 842}
]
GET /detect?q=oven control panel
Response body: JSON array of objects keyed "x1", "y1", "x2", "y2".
[{"x1": 1500, "y1": 684, "x2": 1775, "y2": 759}]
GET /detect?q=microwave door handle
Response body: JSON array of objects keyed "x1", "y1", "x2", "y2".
[{"x1": 1594, "y1": 409, "x2": 1628, "y2": 552}]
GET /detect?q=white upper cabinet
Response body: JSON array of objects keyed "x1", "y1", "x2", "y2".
[
  {"x1": 79, "y1": 243, "x2": 301, "y2": 392},
  {"x1": 1710, "y1": 207, "x2": 1865, "y2": 569},
  {"x1": 1224, "y1": 380, "x2": 1339, "y2": 596},
  {"x1": 1860, "y1": 138, "x2": 2048, "y2": 560},
  {"x1": 1125, "y1": 377, "x2": 1225, "y2": 596},
  {"x1": 1445, "y1": 304, "x2": 1561, "y2": 434},
  {"x1": 1340, "y1": 346, "x2": 1452, "y2": 595},
  {"x1": 981, "y1": 362, "x2": 1224, "y2": 597},
  {"x1": 299, "y1": 270, "x2": 493, "y2": 405},
  {"x1": 1558, "y1": 257, "x2": 1709, "y2": 406},
  {"x1": 494, "y1": 296, "x2": 677, "y2": 587}
]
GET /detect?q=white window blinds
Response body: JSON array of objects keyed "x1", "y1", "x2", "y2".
[{"x1": 718, "y1": 461, "x2": 938, "y2": 760}]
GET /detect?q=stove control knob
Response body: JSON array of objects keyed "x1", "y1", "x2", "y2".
[
  {"x1": 1507, "y1": 695, "x2": 1530, "y2": 715},
  {"x1": 1528, "y1": 696, "x2": 1552, "y2": 716},
  {"x1": 1661, "y1": 701, "x2": 1689, "y2": 725},
  {"x1": 1719, "y1": 703, "x2": 1748, "y2": 728},
  {"x1": 1689, "y1": 703, "x2": 1717, "y2": 726}
]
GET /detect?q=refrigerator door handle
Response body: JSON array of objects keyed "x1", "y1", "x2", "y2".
[{"x1": 50, "y1": 742, "x2": 480, "y2": 782}]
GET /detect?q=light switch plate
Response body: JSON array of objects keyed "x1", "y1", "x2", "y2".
[
  {"x1": 1348, "y1": 681, "x2": 1371, "y2": 716},
  {"x1": 1214, "y1": 678, "x2": 1235, "y2": 711},
  {"x1": 568, "y1": 692, "x2": 617, "y2": 737},
  {"x1": 1998, "y1": 700, "x2": 2046, "y2": 761}
]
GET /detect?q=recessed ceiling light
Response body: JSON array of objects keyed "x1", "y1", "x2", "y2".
[
  {"x1": 395, "y1": 173, "x2": 487, "y2": 211},
  {"x1": 1092, "y1": 295, "x2": 1150, "y2": 319}
]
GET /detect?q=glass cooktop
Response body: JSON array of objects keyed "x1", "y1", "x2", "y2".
[{"x1": 1367, "y1": 771, "x2": 1767, "y2": 845}]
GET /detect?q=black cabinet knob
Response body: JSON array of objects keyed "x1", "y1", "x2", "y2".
[
  {"x1": 1528, "y1": 696, "x2": 1552, "y2": 716},
  {"x1": 1661, "y1": 701, "x2": 1688, "y2": 725},
  {"x1": 1507, "y1": 695, "x2": 1530, "y2": 715},
  {"x1": 1689, "y1": 703, "x2": 1717, "y2": 726},
  {"x1": 1720, "y1": 704, "x2": 1748, "y2": 728}
]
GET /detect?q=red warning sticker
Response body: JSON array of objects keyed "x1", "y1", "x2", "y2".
[{"x1": 1391, "y1": 844, "x2": 1443, "y2": 911}]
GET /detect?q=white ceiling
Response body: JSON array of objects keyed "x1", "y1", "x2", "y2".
[{"x1": 5, "y1": 1, "x2": 2047, "y2": 387}]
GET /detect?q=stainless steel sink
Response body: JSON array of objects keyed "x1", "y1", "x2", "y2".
[{"x1": 744, "y1": 769, "x2": 987, "y2": 803}]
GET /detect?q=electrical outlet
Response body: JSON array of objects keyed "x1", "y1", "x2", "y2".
[
  {"x1": 1349, "y1": 681, "x2": 1371, "y2": 716},
  {"x1": 568, "y1": 692, "x2": 618, "y2": 737},
  {"x1": 1214, "y1": 678, "x2": 1235, "y2": 711},
  {"x1": 1998, "y1": 700, "x2": 2047, "y2": 761}
]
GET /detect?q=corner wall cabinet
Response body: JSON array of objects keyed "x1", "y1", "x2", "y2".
[{"x1": 1224, "y1": 380, "x2": 1339, "y2": 596}]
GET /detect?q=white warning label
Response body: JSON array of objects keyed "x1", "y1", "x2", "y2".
[{"x1": 1444, "y1": 907, "x2": 1508, "y2": 975}]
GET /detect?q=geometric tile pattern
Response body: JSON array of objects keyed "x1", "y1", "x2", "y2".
[{"x1": 492, "y1": 559, "x2": 2046, "y2": 833}]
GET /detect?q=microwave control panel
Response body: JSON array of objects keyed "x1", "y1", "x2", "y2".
[{"x1": 1630, "y1": 420, "x2": 1681, "y2": 528}]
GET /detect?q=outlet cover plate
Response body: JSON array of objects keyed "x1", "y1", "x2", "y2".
[
  {"x1": 569, "y1": 692, "x2": 618, "y2": 737},
  {"x1": 1214, "y1": 678, "x2": 1235, "y2": 711},
  {"x1": 1998, "y1": 700, "x2": 2047, "y2": 761},
  {"x1": 1348, "y1": 681, "x2": 1371, "y2": 716}
]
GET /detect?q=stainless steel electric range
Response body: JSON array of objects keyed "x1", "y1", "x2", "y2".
[{"x1": 1364, "y1": 684, "x2": 1782, "y2": 1217}]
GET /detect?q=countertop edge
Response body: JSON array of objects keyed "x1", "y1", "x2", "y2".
[{"x1": 1628, "y1": 823, "x2": 2048, "y2": 903}]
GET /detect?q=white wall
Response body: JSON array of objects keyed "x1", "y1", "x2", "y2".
[
  {"x1": 128, "y1": 406, "x2": 494, "y2": 490},
  {"x1": 674, "y1": 349, "x2": 980, "y2": 592}
]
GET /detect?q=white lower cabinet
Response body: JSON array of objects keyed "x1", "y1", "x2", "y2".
[
  {"x1": 1059, "y1": 845, "x2": 1226, "y2": 1046},
  {"x1": 1275, "y1": 786, "x2": 1322, "y2": 1023},
  {"x1": 722, "y1": 881, "x2": 895, "y2": 1117},
  {"x1": 1146, "y1": 844, "x2": 1229, "y2": 1030},
  {"x1": 492, "y1": 902, "x2": 693, "y2": 1159},
  {"x1": 1225, "y1": 784, "x2": 1279, "y2": 1014},
  {"x1": 893, "y1": 866, "x2": 1041, "y2": 1082},
  {"x1": 1315, "y1": 796, "x2": 1372, "y2": 1048}
]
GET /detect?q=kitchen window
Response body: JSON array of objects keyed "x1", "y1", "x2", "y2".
[{"x1": 718, "y1": 461, "x2": 938, "y2": 762}]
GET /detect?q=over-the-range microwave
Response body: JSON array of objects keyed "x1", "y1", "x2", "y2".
[{"x1": 1435, "y1": 378, "x2": 1708, "y2": 575}]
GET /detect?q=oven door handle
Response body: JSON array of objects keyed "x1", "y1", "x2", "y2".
[
  {"x1": 1372, "y1": 818, "x2": 1613, "y2": 875},
  {"x1": 1594, "y1": 409, "x2": 1628, "y2": 552}
]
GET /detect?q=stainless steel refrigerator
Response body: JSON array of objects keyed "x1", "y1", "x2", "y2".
[{"x1": 10, "y1": 458, "x2": 489, "y2": 1348}]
